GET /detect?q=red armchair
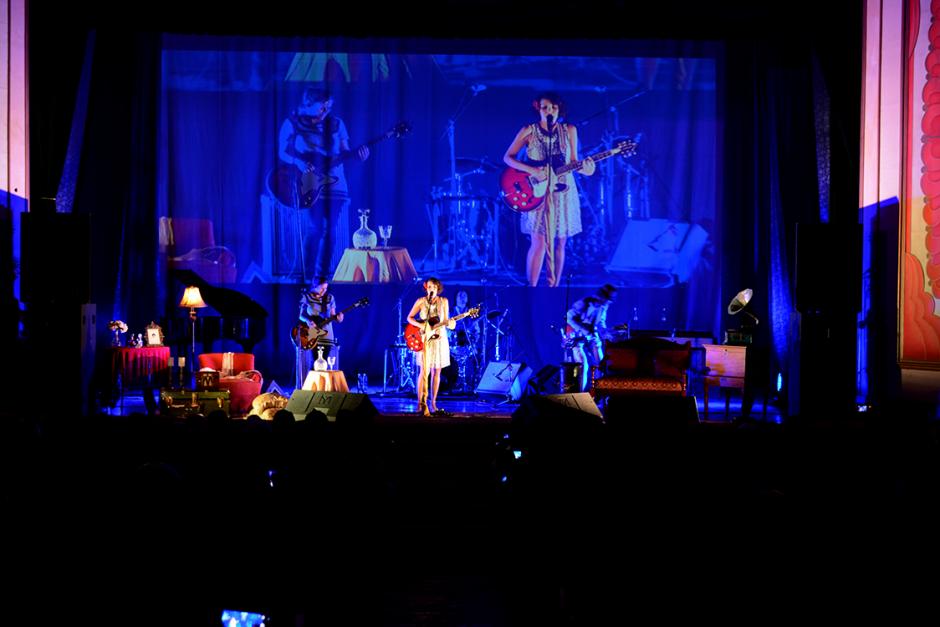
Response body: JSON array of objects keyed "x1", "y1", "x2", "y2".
[
  {"x1": 159, "y1": 217, "x2": 237, "y2": 283},
  {"x1": 197, "y1": 352, "x2": 263, "y2": 416}
]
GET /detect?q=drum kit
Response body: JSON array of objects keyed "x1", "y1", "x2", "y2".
[
  {"x1": 421, "y1": 155, "x2": 512, "y2": 275},
  {"x1": 382, "y1": 296, "x2": 515, "y2": 396}
]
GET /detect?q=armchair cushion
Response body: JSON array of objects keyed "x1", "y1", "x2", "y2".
[{"x1": 251, "y1": 392, "x2": 289, "y2": 421}]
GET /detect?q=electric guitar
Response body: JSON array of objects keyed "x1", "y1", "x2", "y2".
[
  {"x1": 500, "y1": 139, "x2": 637, "y2": 212},
  {"x1": 404, "y1": 305, "x2": 481, "y2": 352},
  {"x1": 270, "y1": 121, "x2": 411, "y2": 208},
  {"x1": 291, "y1": 297, "x2": 370, "y2": 350},
  {"x1": 560, "y1": 324, "x2": 631, "y2": 349}
]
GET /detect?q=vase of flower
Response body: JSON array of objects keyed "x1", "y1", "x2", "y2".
[
  {"x1": 352, "y1": 208, "x2": 377, "y2": 249},
  {"x1": 109, "y1": 320, "x2": 128, "y2": 347}
]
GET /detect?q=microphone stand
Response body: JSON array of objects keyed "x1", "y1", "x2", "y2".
[
  {"x1": 381, "y1": 278, "x2": 421, "y2": 395},
  {"x1": 495, "y1": 311, "x2": 512, "y2": 377},
  {"x1": 572, "y1": 88, "x2": 647, "y2": 129},
  {"x1": 439, "y1": 87, "x2": 483, "y2": 269},
  {"x1": 544, "y1": 115, "x2": 556, "y2": 286}
]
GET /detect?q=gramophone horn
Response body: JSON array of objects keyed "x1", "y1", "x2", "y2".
[
  {"x1": 727, "y1": 288, "x2": 753, "y2": 315},
  {"x1": 727, "y1": 288, "x2": 759, "y2": 324}
]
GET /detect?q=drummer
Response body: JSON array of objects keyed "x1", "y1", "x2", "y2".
[{"x1": 449, "y1": 290, "x2": 480, "y2": 349}]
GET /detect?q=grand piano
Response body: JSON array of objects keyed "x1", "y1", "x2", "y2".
[{"x1": 172, "y1": 269, "x2": 268, "y2": 353}]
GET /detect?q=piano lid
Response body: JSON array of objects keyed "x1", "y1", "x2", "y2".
[{"x1": 172, "y1": 269, "x2": 268, "y2": 319}]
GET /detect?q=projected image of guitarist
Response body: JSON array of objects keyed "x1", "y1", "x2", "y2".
[
  {"x1": 565, "y1": 283, "x2": 617, "y2": 391},
  {"x1": 278, "y1": 87, "x2": 369, "y2": 277}
]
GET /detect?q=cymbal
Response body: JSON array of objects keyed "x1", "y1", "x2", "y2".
[
  {"x1": 455, "y1": 157, "x2": 500, "y2": 173},
  {"x1": 436, "y1": 193, "x2": 491, "y2": 202},
  {"x1": 486, "y1": 309, "x2": 506, "y2": 320}
]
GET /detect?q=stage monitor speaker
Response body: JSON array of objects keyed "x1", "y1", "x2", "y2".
[
  {"x1": 528, "y1": 365, "x2": 561, "y2": 395},
  {"x1": 285, "y1": 390, "x2": 378, "y2": 422},
  {"x1": 511, "y1": 393, "x2": 605, "y2": 443},
  {"x1": 540, "y1": 392, "x2": 604, "y2": 419},
  {"x1": 476, "y1": 362, "x2": 532, "y2": 400},
  {"x1": 605, "y1": 219, "x2": 709, "y2": 285},
  {"x1": 795, "y1": 222, "x2": 862, "y2": 313}
]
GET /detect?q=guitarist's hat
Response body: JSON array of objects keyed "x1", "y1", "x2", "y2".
[{"x1": 598, "y1": 284, "x2": 617, "y2": 302}]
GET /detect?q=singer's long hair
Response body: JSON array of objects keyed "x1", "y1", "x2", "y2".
[{"x1": 531, "y1": 92, "x2": 567, "y2": 121}]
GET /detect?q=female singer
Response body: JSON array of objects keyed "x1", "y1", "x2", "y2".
[{"x1": 407, "y1": 277, "x2": 456, "y2": 416}]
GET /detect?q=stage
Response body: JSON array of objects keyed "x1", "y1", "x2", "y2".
[{"x1": 106, "y1": 386, "x2": 781, "y2": 424}]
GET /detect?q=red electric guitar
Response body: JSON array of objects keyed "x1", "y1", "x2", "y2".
[
  {"x1": 499, "y1": 139, "x2": 637, "y2": 212},
  {"x1": 404, "y1": 305, "x2": 481, "y2": 352}
]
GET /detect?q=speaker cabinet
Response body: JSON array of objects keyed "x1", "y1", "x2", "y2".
[
  {"x1": 476, "y1": 362, "x2": 532, "y2": 400},
  {"x1": 604, "y1": 395, "x2": 699, "y2": 429},
  {"x1": 285, "y1": 390, "x2": 378, "y2": 422},
  {"x1": 795, "y1": 222, "x2": 862, "y2": 313},
  {"x1": 21, "y1": 212, "x2": 91, "y2": 304}
]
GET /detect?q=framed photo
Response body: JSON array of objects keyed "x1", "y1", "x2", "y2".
[{"x1": 145, "y1": 321, "x2": 164, "y2": 347}]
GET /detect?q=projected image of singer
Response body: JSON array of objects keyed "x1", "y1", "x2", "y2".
[
  {"x1": 502, "y1": 92, "x2": 595, "y2": 287},
  {"x1": 279, "y1": 88, "x2": 370, "y2": 277}
]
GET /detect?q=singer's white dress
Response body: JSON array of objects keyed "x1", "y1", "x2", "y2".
[
  {"x1": 415, "y1": 297, "x2": 451, "y2": 370},
  {"x1": 519, "y1": 123, "x2": 583, "y2": 239}
]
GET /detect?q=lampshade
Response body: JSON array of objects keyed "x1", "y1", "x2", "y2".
[{"x1": 179, "y1": 286, "x2": 207, "y2": 309}]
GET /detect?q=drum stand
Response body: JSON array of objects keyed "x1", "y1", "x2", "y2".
[
  {"x1": 382, "y1": 296, "x2": 416, "y2": 394},
  {"x1": 382, "y1": 344, "x2": 415, "y2": 394}
]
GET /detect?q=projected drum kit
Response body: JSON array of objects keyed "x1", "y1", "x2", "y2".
[{"x1": 423, "y1": 156, "x2": 508, "y2": 274}]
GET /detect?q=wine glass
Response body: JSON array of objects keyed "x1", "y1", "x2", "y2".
[
  {"x1": 379, "y1": 224, "x2": 393, "y2": 248},
  {"x1": 327, "y1": 355, "x2": 336, "y2": 370}
]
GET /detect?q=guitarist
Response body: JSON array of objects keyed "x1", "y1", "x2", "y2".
[
  {"x1": 565, "y1": 283, "x2": 617, "y2": 391},
  {"x1": 502, "y1": 92, "x2": 595, "y2": 287},
  {"x1": 406, "y1": 278, "x2": 456, "y2": 417},
  {"x1": 279, "y1": 88, "x2": 370, "y2": 276},
  {"x1": 296, "y1": 276, "x2": 344, "y2": 386}
]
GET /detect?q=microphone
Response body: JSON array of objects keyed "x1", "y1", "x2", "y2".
[
  {"x1": 471, "y1": 84, "x2": 487, "y2": 93},
  {"x1": 546, "y1": 114, "x2": 554, "y2": 131}
]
